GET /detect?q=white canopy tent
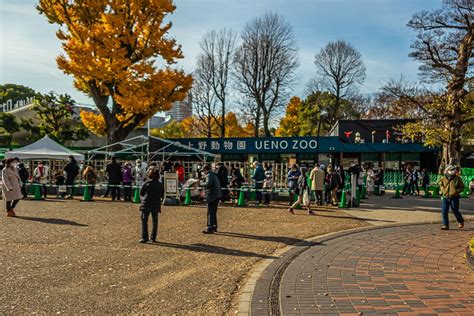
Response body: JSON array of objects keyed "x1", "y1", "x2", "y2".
[{"x1": 5, "y1": 135, "x2": 84, "y2": 161}]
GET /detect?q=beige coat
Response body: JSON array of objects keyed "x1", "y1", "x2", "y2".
[
  {"x1": 1, "y1": 167, "x2": 22, "y2": 201},
  {"x1": 310, "y1": 168, "x2": 325, "y2": 191}
]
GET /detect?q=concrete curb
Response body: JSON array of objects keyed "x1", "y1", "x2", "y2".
[{"x1": 236, "y1": 218, "x2": 474, "y2": 315}]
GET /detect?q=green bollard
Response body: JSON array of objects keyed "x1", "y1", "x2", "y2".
[
  {"x1": 392, "y1": 184, "x2": 402, "y2": 199},
  {"x1": 237, "y1": 188, "x2": 246, "y2": 207},
  {"x1": 132, "y1": 186, "x2": 141, "y2": 203},
  {"x1": 82, "y1": 185, "x2": 92, "y2": 202},
  {"x1": 33, "y1": 183, "x2": 43, "y2": 200},
  {"x1": 183, "y1": 188, "x2": 192, "y2": 205},
  {"x1": 339, "y1": 189, "x2": 348, "y2": 208}
]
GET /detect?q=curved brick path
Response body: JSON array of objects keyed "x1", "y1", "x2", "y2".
[{"x1": 251, "y1": 224, "x2": 474, "y2": 315}]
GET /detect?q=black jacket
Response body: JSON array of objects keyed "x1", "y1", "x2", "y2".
[
  {"x1": 140, "y1": 180, "x2": 164, "y2": 212},
  {"x1": 204, "y1": 171, "x2": 222, "y2": 203},
  {"x1": 217, "y1": 166, "x2": 229, "y2": 187},
  {"x1": 64, "y1": 161, "x2": 79, "y2": 181},
  {"x1": 106, "y1": 162, "x2": 122, "y2": 184},
  {"x1": 18, "y1": 166, "x2": 29, "y2": 182}
]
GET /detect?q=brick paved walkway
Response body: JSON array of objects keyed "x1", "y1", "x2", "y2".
[{"x1": 251, "y1": 223, "x2": 474, "y2": 315}]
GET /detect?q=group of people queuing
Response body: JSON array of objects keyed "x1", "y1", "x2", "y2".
[
  {"x1": 401, "y1": 165, "x2": 431, "y2": 196},
  {"x1": 0, "y1": 156, "x2": 188, "y2": 203}
]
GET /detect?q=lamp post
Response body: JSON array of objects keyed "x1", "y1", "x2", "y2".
[{"x1": 316, "y1": 110, "x2": 328, "y2": 164}]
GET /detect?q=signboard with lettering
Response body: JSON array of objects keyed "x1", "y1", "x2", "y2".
[{"x1": 169, "y1": 136, "x2": 341, "y2": 155}]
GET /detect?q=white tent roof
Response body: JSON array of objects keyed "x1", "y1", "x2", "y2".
[{"x1": 5, "y1": 135, "x2": 85, "y2": 161}]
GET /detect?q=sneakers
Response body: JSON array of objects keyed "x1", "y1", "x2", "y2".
[
  {"x1": 6, "y1": 210, "x2": 16, "y2": 217},
  {"x1": 288, "y1": 208, "x2": 295, "y2": 215},
  {"x1": 308, "y1": 210, "x2": 316, "y2": 216},
  {"x1": 458, "y1": 222, "x2": 464, "y2": 229},
  {"x1": 441, "y1": 225, "x2": 449, "y2": 230},
  {"x1": 139, "y1": 239, "x2": 148, "y2": 243}
]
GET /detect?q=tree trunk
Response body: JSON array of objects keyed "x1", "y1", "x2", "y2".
[
  {"x1": 263, "y1": 112, "x2": 271, "y2": 137},
  {"x1": 254, "y1": 108, "x2": 260, "y2": 137},
  {"x1": 221, "y1": 101, "x2": 226, "y2": 138},
  {"x1": 447, "y1": 117, "x2": 462, "y2": 165}
]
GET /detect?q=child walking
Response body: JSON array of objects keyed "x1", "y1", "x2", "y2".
[{"x1": 139, "y1": 166, "x2": 164, "y2": 243}]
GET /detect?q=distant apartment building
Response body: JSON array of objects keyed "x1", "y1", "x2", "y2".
[{"x1": 165, "y1": 93, "x2": 192, "y2": 122}]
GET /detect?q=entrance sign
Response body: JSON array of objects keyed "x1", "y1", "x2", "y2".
[{"x1": 175, "y1": 136, "x2": 340, "y2": 155}]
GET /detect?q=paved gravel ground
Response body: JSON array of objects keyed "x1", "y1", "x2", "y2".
[{"x1": 0, "y1": 199, "x2": 366, "y2": 315}]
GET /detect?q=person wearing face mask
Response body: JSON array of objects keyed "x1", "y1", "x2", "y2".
[
  {"x1": 439, "y1": 165, "x2": 465, "y2": 230},
  {"x1": 33, "y1": 161, "x2": 50, "y2": 199},
  {"x1": 1, "y1": 158, "x2": 22, "y2": 217}
]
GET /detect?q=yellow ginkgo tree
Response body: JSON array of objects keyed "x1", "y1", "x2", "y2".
[{"x1": 37, "y1": 0, "x2": 192, "y2": 144}]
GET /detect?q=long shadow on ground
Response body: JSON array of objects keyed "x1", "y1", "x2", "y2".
[
  {"x1": 215, "y1": 231, "x2": 323, "y2": 246},
  {"x1": 14, "y1": 216, "x2": 88, "y2": 227},
  {"x1": 150, "y1": 241, "x2": 279, "y2": 259}
]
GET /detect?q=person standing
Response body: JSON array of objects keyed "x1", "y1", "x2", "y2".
[
  {"x1": 439, "y1": 165, "x2": 465, "y2": 230},
  {"x1": 287, "y1": 164, "x2": 301, "y2": 206},
  {"x1": 134, "y1": 159, "x2": 147, "y2": 188},
  {"x1": 122, "y1": 162, "x2": 134, "y2": 202},
  {"x1": 17, "y1": 162, "x2": 29, "y2": 199},
  {"x1": 326, "y1": 165, "x2": 342, "y2": 206},
  {"x1": 139, "y1": 167, "x2": 164, "y2": 243},
  {"x1": 230, "y1": 167, "x2": 244, "y2": 203},
  {"x1": 83, "y1": 163, "x2": 97, "y2": 200},
  {"x1": 252, "y1": 161, "x2": 265, "y2": 206},
  {"x1": 33, "y1": 161, "x2": 49, "y2": 199},
  {"x1": 64, "y1": 155, "x2": 80, "y2": 199},
  {"x1": 402, "y1": 165, "x2": 412, "y2": 195},
  {"x1": 263, "y1": 163, "x2": 274, "y2": 206},
  {"x1": 106, "y1": 157, "x2": 122, "y2": 201},
  {"x1": 216, "y1": 163, "x2": 230, "y2": 202},
  {"x1": 288, "y1": 167, "x2": 314, "y2": 215},
  {"x1": 366, "y1": 166, "x2": 375, "y2": 196},
  {"x1": 202, "y1": 165, "x2": 222, "y2": 234},
  {"x1": 1, "y1": 158, "x2": 22, "y2": 217},
  {"x1": 310, "y1": 164, "x2": 325, "y2": 206},
  {"x1": 421, "y1": 168, "x2": 430, "y2": 194},
  {"x1": 412, "y1": 168, "x2": 421, "y2": 195},
  {"x1": 174, "y1": 162, "x2": 185, "y2": 185}
]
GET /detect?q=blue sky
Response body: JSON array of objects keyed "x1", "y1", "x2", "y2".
[{"x1": 0, "y1": 0, "x2": 441, "y2": 105}]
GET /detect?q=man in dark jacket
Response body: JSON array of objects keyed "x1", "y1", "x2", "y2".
[
  {"x1": 64, "y1": 155, "x2": 80, "y2": 199},
  {"x1": 139, "y1": 166, "x2": 164, "y2": 243},
  {"x1": 202, "y1": 165, "x2": 222, "y2": 234},
  {"x1": 252, "y1": 161, "x2": 265, "y2": 205},
  {"x1": 106, "y1": 157, "x2": 122, "y2": 201}
]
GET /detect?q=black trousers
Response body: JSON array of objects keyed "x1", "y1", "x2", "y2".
[
  {"x1": 255, "y1": 184, "x2": 263, "y2": 203},
  {"x1": 42, "y1": 184, "x2": 48, "y2": 198},
  {"x1": 111, "y1": 185, "x2": 121, "y2": 201},
  {"x1": 207, "y1": 199, "x2": 219, "y2": 230},
  {"x1": 21, "y1": 184, "x2": 27, "y2": 198},
  {"x1": 123, "y1": 184, "x2": 132, "y2": 201},
  {"x1": 141, "y1": 210, "x2": 159, "y2": 241},
  {"x1": 66, "y1": 179, "x2": 75, "y2": 197},
  {"x1": 314, "y1": 190, "x2": 323, "y2": 205},
  {"x1": 6, "y1": 200, "x2": 19, "y2": 212},
  {"x1": 264, "y1": 191, "x2": 271, "y2": 204}
]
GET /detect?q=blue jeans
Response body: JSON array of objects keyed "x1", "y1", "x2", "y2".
[{"x1": 441, "y1": 197, "x2": 464, "y2": 227}]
